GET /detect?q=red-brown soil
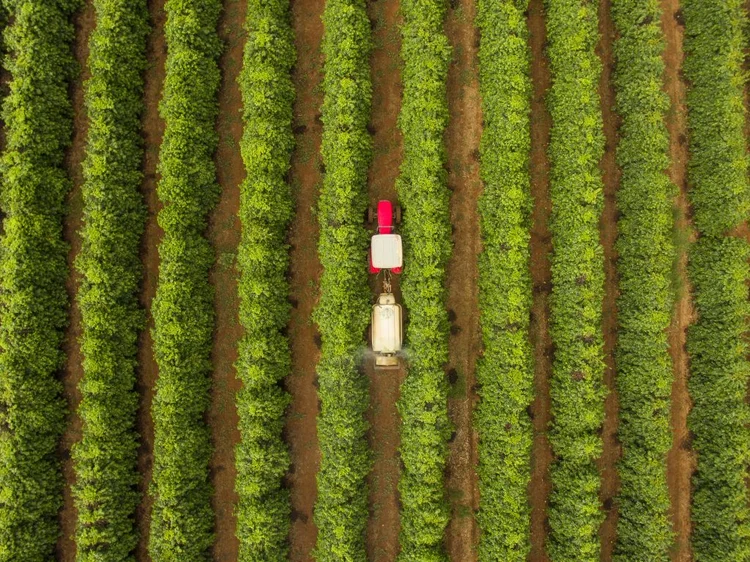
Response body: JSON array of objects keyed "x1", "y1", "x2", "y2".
[
  {"x1": 364, "y1": 0, "x2": 404, "y2": 559},
  {"x1": 286, "y1": 1, "x2": 325, "y2": 558},
  {"x1": 135, "y1": 0, "x2": 168, "y2": 558},
  {"x1": 527, "y1": 1, "x2": 553, "y2": 559},
  {"x1": 597, "y1": 0, "x2": 622, "y2": 557},
  {"x1": 58, "y1": 3, "x2": 95, "y2": 560},
  {"x1": 207, "y1": 1, "x2": 247, "y2": 559},
  {"x1": 444, "y1": 0, "x2": 483, "y2": 559},
  {"x1": 58, "y1": 3, "x2": 93, "y2": 560},
  {"x1": 662, "y1": 0, "x2": 696, "y2": 560}
]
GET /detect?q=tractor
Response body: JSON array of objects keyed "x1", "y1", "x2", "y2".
[
  {"x1": 368, "y1": 199, "x2": 402, "y2": 275},
  {"x1": 368, "y1": 200, "x2": 403, "y2": 369}
]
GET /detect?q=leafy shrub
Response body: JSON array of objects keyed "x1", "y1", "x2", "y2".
[
  {"x1": 683, "y1": 2, "x2": 749, "y2": 239},
  {"x1": 396, "y1": 1, "x2": 452, "y2": 560},
  {"x1": 683, "y1": 1, "x2": 750, "y2": 560},
  {"x1": 610, "y1": 1, "x2": 676, "y2": 559},
  {"x1": 72, "y1": 1, "x2": 150, "y2": 560},
  {"x1": 544, "y1": 0, "x2": 606, "y2": 559},
  {"x1": 0, "y1": 1, "x2": 80, "y2": 560},
  {"x1": 234, "y1": 0, "x2": 295, "y2": 558},
  {"x1": 475, "y1": 1, "x2": 534, "y2": 560},
  {"x1": 148, "y1": 0, "x2": 222, "y2": 559},
  {"x1": 313, "y1": 0, "x2": 372, "y2": 559},
  {"x1": 687, "y1": 238, "x2": 750, "y2": 562}
]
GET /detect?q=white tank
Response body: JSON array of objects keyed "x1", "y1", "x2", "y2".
[{"x1": 371, "y1": 293, "x2": 402, "y2": 368}]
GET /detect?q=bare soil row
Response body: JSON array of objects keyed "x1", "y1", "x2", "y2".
[
  {"x1": 527, "y1": 0, "x2": 554, "y2": 557},
  {"x1": 597, "y1": 0, "x2": 622, "y2": 556},
  {"x1": 285, "y1": 0, "x2": 325, "y2": 558},
  {"x1": 364, "y1": 0, "x2": 404, "y2": 559},
  {"x1": 208, "y1": 0, "x2": 247, "y2": 558},
  {"x1": 443, "y1": 0, "x2": 483, "y2": 559},
  {"x1": 58, "y1": 2, "x2": 94, "y2": 560},
  {"x1": 662, "y1": 0, "x2": 695, "y2": 559}
]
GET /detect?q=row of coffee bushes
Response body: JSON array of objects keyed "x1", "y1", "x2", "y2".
[
  {"x1": 234, "y1": 0, "x2": 296, "y2": 558},
  {"x1": 545, "y1": 0, "x2": 607, "y2": 559},
  {"x1": 0, "y1": 1, "x2": 80, "y2": 559},
  {"x1": 683, "y1": 1, "x2": 750, "y2": 560},
  {"x1": 148, "y1": 0, "x2": 223, "y2": 559},
  {"x1": 475, "y1": 0, "x2": 534, "y2": 559},
  {"x1": 313, "y1": 0, "x2": 373, "y2": 559},
  {"x1": 610, "y1": 0, "x2": 676, "y2": 559},
  {"x1": 396, "y1": 0, "x2": 453, "y2": 559},
  {"x1": 72, "y1": 1, "x2": 150, "y2": 560}
]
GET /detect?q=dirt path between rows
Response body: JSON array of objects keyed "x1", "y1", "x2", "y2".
[
  {"x1": 443, "y1": 1, "x2": 482, "y2": 559},
  {"x1": 135, "y1": 0, "x2": 168, "y2": 558},
  {"x1": 286, "y1": 1, "x2": 325, "y2": 558},
  {"x1": 364, "y1": 0, "x2": 404, "y2": 559},
  {"x1": 662, "y1": 0, "x2": 695, "y2": 560},
  {"x1": 58, "y1": 3, "x2": 95, "y2": 560},
  {"x1": 527, "y1": 1, "x2": 553, "y2": 560},
  {"x1": 207, "y1": 1, "x2": 247, "y2": 559},
  {"x1": 597, "y1": 0, "x2": 621, "y2": 557}
]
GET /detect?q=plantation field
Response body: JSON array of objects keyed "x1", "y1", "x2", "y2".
[{"x1": 0, "y1": 0, "x2": 747, "y2": 561}]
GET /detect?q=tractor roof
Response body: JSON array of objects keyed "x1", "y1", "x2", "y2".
[{"x1": 371, "y1": 234, "x2": 402, "y2": 269}]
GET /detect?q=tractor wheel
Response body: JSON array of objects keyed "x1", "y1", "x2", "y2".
[
  {"x1": 395, "y1": 205, "x2": 402, "y2": 224},
  {"x1": 368, "y1": 206, "x2": 376, "y2": 224}
]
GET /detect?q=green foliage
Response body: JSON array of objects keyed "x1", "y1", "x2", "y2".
[
  {"x1": 683, "y1": 2, "x2": 749, "y2": 238},
  {"x1": 687, "y1": 238, "x2": 750, "y2": 562},
  {"x1": 544, "y1": 0, "x2": 606, "y2": 559},
  {"x1": 72, "y1": 2, "x2": 149, "y2": 560},
  {"x1": 610, "y1": 1, "x2": 675, "y2": 559},
  {"x1": 149, "y1": 0, "x2": 222, "y2": 559},
  {"x1": 396, "y1": 1, "x2": 452, "y2": 560},
  {"x1": 235, "y1": 0, "x2": 295, "y2": 559},
  {"x1": 0, "y1": 6, "x2": 6, "y2": 45},
  {"x1": 313, "y1": 0, "x2": 372, "y2": 559},
  {"x1": 683, "y1": 1, "x2": 750, "y2": 560},
  {"x1": 0, "y1": 1, "x2": 79, "y2": 560},
  {"x1": 475, "y1": 1, "x2": 533, "y2": 560}
]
